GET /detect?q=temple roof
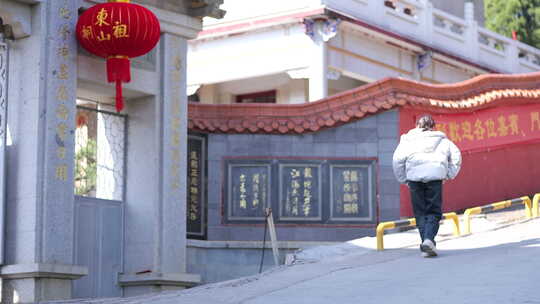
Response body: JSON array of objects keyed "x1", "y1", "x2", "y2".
[{"x1": 188, "y1": 72, "x2": 540, "y2": 134}]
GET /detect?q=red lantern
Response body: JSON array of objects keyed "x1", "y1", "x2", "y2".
[
  {"x1": 76, "y1": 113, "x2": 88, "y2": 128},
  {"x1": 76, "y1": 0, "x2": 160, "y2": 112}
]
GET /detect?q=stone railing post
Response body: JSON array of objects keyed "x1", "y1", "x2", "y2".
[
  {"x1": 506, "y1": 40, "x2": 520, "y2": 73},
  {"x1": 421, "y1": 0, "x2": 434, "y2": 46},
  {"x1": 464, "y1": 1, "x2": 479, "y2": 62},
  {"x1": 369, "y1": 1, "x2": 388, "y2": 28}
]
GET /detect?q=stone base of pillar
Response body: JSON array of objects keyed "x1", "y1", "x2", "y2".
[
  {"x1": 0, "y1": 263, "x2": 88, "y2": 303},
  {"x1": 119, "y1": 272, "x2": 201, "y2": 297}
]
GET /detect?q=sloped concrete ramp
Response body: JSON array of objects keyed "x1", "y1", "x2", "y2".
[{"x1": 52, "y1": 217, "x2": 539, "y2": 304}]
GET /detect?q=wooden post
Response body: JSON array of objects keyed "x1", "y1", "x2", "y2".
[{"x1": 265, "y1": 208, "x2": 280, "y2": 266}]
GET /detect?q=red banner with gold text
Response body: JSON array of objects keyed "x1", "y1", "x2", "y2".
[{"x1": 402, "y1": 103, "x2": 540, "y2": 152}]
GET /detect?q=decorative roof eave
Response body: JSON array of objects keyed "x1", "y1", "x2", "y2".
[
  {"x1": 195, "y1": 7, "x2": 325, "y2": 40},
  {"x1": 188, "y1": 0, "x2": 226, "y2": 19},
  {"x1": 188, "y1": 72, "x2": 540, "y2": 134}
]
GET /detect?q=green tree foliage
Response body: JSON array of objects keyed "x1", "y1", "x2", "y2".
[
  {"x1": 75, "y1": 138, "x2": 97, "y2": 196},
  {"x1": 484, "y1": 0, "x2": 540, "y2": 48}
]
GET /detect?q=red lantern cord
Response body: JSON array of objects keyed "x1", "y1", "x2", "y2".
[
  {"x1": 107, "y1": 56, "x2": 131, "y2": 112},
  {"x1": 76, "y1": 0, "x2": 160, "y2": 112},
  {"x1": 115, "y1": 81, "x2": 124, "y2": 112}
]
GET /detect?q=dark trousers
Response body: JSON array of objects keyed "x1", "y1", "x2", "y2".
[{"x1": 408, "y1": 180, "x2": 443, "y2": 245}]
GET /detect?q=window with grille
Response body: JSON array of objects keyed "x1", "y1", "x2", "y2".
[{"x1": 74, "y1": 101, "x2": 126, "y2": 201}]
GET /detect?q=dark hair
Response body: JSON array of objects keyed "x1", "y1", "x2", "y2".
[{"x1": 416, "y1": 114, "x2": 435, "y2": 131}]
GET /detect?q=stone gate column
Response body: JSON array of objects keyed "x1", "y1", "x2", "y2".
[
  {"x1": 1, "y1": 0, "x2": 87, "y2": 303},
  {"x1": 120, "y1": 26, "x2": 200, "y2": 296}
]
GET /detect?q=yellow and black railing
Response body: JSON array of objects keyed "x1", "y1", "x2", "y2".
[
  {"x1": 376, "y1": 212, "x2": 460, "y2": 251},
  {"x1": 533, "y1": 193, "x2": 540, "y2": 218},
  {"x1": 462, "y1": 196, "x2": 532, "y2": 235},
  {"x1": 376, "y1": 194, "x2": 538, "y2": 251}
]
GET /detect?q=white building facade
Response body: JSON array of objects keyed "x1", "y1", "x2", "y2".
[{"x1": 188, "y1": 0, "x2": 540, "y2": 104}]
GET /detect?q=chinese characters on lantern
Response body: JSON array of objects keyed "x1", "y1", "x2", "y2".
[
  {"x1": 113, "y1": 21, "x2": 129, "y2": 38},
  {"x1": 54, "y1": 1, "x2": 73, "y2": 182},
  {"x1": 281, "y1": 165, "x2": 320, "y2": 220},
  {"x1": 80, "y1": 7, "x2": 130, "y2": 42}
]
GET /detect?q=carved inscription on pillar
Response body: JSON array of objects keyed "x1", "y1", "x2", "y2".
[
  {"x1": 0, "y1": 42, "x2": 7, "y2": 151},
  {"x1": 187, "y1": 135, "x2": 206, "y2": 239},
  {"x1": 170, "y1": 54, "x2": 182, "y2": 190},
  {"x1": 0, "y1": 41, "x2": 7, "y2": 264},
  {"x1": 51, "y1": 1, "x2": 76, "y2": 183},
  {"x1": 41, "y1": 0, "x2": 78, "y2": 263}
]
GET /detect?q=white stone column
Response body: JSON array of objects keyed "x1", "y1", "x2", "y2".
[
  {"x1": 464, "y1": 1, "x2": 475, "y2": 22},
  {"x1": 1, "y1": 1, "x2": 87, "y2": 303},
  {"x1": 307, "y1": 19, "x2": 340, "y2": 102},
  {"x1": 308, "y1": 20, "x2": 328, "y2": 102},
  {"x1": 120, "y1": 32, "x2": 200, "y2": 296},
  {"x1": 464, "y1": 1, "x2": 479, "y2": 62},
  {"x1": 421, "y1": 0, "x2": 434, "y2": 46}
]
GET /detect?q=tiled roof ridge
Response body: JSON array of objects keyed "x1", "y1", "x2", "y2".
[{"x1": 188, "y1": 72, "x2": 540, "y2": 134}]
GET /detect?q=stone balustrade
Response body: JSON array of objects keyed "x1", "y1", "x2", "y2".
[{"x1": 323, "y1": 0, "x2": 540, "y2": 73}]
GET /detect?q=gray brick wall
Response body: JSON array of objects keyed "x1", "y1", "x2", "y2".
[{"x1": 203, "y1": 110, "x2": 401, "y2": 242}]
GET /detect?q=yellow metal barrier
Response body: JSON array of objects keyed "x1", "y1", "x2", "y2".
[
  {"x1": 376, "y1": 212, "x2": 460, "y2": 251},
  {"x1": 533, "y1": 193, "x2": 540, "y2": 218},
  {"x1": 463, "y1": 196, "x2": 532, "y2": 235}
]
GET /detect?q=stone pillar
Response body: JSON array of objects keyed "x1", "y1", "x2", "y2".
[
  {"x1": 0, "y1": 35, "x2": 8, "y2": 267},
  {"x1": 464, "y1": 1, "x2": 479, "y2": 62},
  {"x1": 308, "y1": 20, "x2": 328, "y2": 102},
  {"x1": 421, "y1": 0, "x2": 434, "y2": 47},
  {"x1": 464, "y1": 1, "x2": 475, "y2": 23},
  {"x1": 1, "y1": 1, "x2": 87, "y2": 303},
  {"x1": 306, "y1": 18, "x2": 340, "y2": 102},
  {"x1": 120, "y1": 32, "x2": 200, "y2": 296}
]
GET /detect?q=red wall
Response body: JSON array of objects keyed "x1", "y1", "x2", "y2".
[{"x1": 399, "y1": 106, "x2": 540, "y2": 217}]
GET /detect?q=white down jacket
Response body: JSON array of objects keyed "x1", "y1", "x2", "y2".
[{"x1": 392, "y1": 128, "x2": 462, "y2": 184}]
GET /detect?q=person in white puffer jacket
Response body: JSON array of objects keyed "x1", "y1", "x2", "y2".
[{"x1": 392, "y1": 114, "x2": 462, "y2": 258}]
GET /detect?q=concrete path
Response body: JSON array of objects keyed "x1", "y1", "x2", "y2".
[{"x1": 54, "y1": 216, "x2": 540, "y2": 304}]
